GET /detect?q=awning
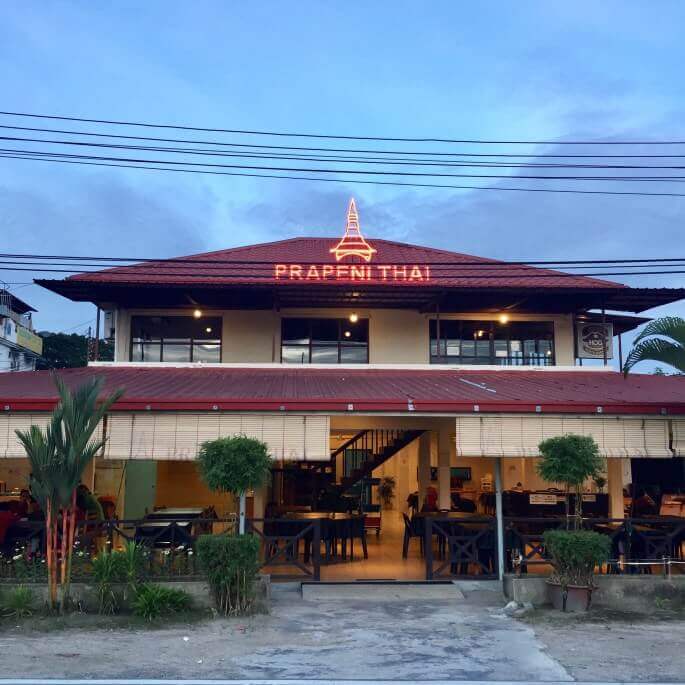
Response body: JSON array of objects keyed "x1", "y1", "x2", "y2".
[
  {"x1": 0, "y1": 413, "x2": 330, "y2": 462},
  {"x1": 455, "y1": 415, "x2": 673, "y2": 458}
]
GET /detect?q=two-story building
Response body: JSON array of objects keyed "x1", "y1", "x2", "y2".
[{"x1": 1, "y1": 199, "x2": 684, "y2": 580}]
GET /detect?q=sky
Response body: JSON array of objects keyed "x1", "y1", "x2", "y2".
[{"x1": 1, "y1": 1, "x2": 684, "y2": 370}]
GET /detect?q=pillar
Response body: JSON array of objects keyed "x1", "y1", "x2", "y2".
[
  {"x1": 82, "y1": 458, "x2": 96, "y2": 492},
  {"x1": 418, "y1": 431, "x2": 432, "y2": 501},
  {"x1": 607, "y1": 458, "x2": 626, "y2": 519},
  {"x1": 438, "y1": 425, "x2": 452, "y2": 511},
  {"x1": 494, "y1": 457, "x2": 505, "y2": 580},
  {"x1": 253, "y1": 484, "x2": 266, "y2": 520}
]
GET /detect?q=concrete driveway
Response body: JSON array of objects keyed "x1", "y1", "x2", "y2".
[{"x1": 1, "y1": 583, "x2": 683, "y2": 681}]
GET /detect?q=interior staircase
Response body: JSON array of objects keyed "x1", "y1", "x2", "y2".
[{"x1": 330, "y1": 428, "x2": 424, "y2": 494}]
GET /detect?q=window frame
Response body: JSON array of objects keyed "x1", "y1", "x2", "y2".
[
  {"x1": 429, "y1": 319, "x2": 555, "y2": 366},
  {"x1": 280, "y1": 317, "x2": 369, "y2": 364},
  {"x1": 129, "y1": 315, "x2": 222, "y2": 363}
]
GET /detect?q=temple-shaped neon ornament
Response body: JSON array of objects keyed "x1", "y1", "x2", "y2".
[{"x1": 330, "y1": 198, "x2": 377, "y2": 262}]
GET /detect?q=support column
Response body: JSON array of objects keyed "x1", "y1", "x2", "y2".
[
  {"x1": 438, "y1": 425, "x2": 452, "y2": 511},
  {"x1": 607, "y1": 458, "x2": 626, "y2": 519},
  {"x1": 418, "y1": 431, "x2": 432, "y2": 503},
  {"x1": 494, "y1": 457, "x2": 505, "y2": 581},
  {"x1": 253, "y1": 484, "x2": 266, "y2": 521}
]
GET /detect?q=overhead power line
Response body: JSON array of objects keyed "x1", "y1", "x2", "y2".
[
  {"x1": 4, "y1": 152, "x2": 685, "y2": 198},
  {"x1": 2, "y1": 111, "x2": 685, "y2": 145},
  {"x1": 4, "y1": 124, "x2": 685, "y2": 159},
  {"x1": 3, "y1": 262, "x2": 685, "y2": 280},
  {"x1": 3, "y1": 252, "x2": 685, "y2": 267},
  {"x1": 8, "y1": 134, "x2": 685, "y2": 170},
  {"x1": 4, "y1": 146, "x2": 685, "y2": 181}
]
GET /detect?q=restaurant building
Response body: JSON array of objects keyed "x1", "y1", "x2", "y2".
[{"x1": 1, "y1": 199, "x2": 684, "y2": 581}]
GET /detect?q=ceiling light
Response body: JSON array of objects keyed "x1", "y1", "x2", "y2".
[
  {"x1": 349, "y1": 313, "x2": 359, "y2": 323},
  {"x1": 498, "y1": 314, "x2": 509, "y2": 324},
  {"x1": 477, "y1": 329, "x2": 485, "y2": 338},
  {"x1": 344, "y1": 330, "x2": 351, "y2": 338},
  {"x1": 205, "y1": 327, "x2": 212, "y2": 333},
  {"x1": 193, "y1": 309, "x2": 203, "y2": 319}
]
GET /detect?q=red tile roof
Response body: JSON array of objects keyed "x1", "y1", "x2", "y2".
[
  {"x1": 62, "y1": 237, "x2": 625, "y2": 290},
  {"x1": 1, "y1": 365, "x2": 684, "y2": 415}
]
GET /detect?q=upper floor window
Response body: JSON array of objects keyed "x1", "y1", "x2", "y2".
[
  {"x1": 430, "y1": 320, "x2": 554, "y2": 366},
  {"x1": 130, "y1": 316, "x2": 222, "y2": 363},
  {"x1": 282, "y1": 317, "x2": 368, "y2": 364}
]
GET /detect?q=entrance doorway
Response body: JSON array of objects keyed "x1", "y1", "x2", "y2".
[{"x1": 263, "y1": 424, "x2": 499, "y2": 582}]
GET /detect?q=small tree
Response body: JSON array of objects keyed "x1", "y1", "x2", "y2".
[
  {"x1": 536, "y1": 434, "x2": 605, "y2": 530},
  {"x1": 197, "y1": 436, "x2": 272, "y2": 534}
]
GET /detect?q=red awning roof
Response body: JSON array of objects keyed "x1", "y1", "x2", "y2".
[{"x1": 1, "y1": 365, "x2": 684, "y2": 415}]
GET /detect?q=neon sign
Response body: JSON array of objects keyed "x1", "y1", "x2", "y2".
[
  {"x1": 330, "y1": 198, "x2": 377, "y2": 262},
  {"x1": 273, "y1": 198, "x2": 432, "y2": 283}
]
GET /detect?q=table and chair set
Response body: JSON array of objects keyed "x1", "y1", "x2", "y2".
[
  {"x1": 403, "y1": 511, "x2": 498, "y2": 578},
  {"x1": 259, "y1": 511, "x2": 368, "y2": 564}
]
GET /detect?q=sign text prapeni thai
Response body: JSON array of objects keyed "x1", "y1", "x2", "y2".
[{"x1": 273, "y1": 198, "x2": 432, "y2": 283}]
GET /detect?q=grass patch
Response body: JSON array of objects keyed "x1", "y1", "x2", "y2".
[{"x1": 0, "y1": 607, "x2": 214, "y2": 634}]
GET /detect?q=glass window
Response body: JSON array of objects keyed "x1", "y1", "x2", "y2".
[
  {"x1": 281, "y1": 318, "x2": 368, "y2": 364},
  {"x1": 430, "y1": 319, "x2": 554, "y2": 366},
  {"x1": 282, "y1": 345, "x2": 309, "y2": 364},
  {"x1": 130, "y1": 316, "x2": 222, "y2": 362}
]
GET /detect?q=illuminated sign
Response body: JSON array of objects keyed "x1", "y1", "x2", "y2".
[
  {"x1": 273, "y1": 198, "x2": 432, "y2": 283},
  {"x1": 330, "y1": 198, "x2": 377, "y2": 262}
]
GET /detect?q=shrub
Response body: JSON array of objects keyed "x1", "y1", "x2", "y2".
[
  {"x1": 1, "y1": 585, "x2": 35, "y2": 618},
  {"x1": 132, "y1": 584, "x2": 191, "y2": 621},
  {"x1": 536, "y1": 434, "x2": 605, "y2": 528},
  {"x1": 197, "y1": 534, "x2": 260, "y2": 615},
  {"x1": 197, "y1": 436, "x2": 272, "y2": 533},
  {"x1": 543, "y1": 529, "x2": 610, "y2": 590},
  {"x1": 117, "y1": 541, "x2": 146, "y2": 599},
  {"x1": 91, "y1": 549, "x2": 124, "y2": 614}
]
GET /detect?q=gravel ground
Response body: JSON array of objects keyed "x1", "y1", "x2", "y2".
[
  {"x1": 527, "y1": 608, "x2": 685, "y2": 682},
  {"x1": 1, "y1": 584, "x2": 683, "y2": 681}
]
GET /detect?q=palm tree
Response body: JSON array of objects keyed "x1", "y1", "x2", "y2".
[
  {"x1": 15, "y1": 376, "x2": 122, "y2": 611},
  {"x1": 16, "y1": 420, "x2": 62, "y2": 608},
  {"x1": 623, "y1": 316, "x2": 685, "y2": 375}
]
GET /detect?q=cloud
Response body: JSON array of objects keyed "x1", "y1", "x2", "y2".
[{"x1": 0, "y1": 168, "x2": 215, "y2": 330}]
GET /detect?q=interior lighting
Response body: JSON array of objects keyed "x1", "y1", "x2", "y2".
[
  {"x1": 193, "y1": 309, "x2": 203, "y2": 318},
  {"x1": 349, "y1": 312, "x2": 359, "y2": 323},
  {"x1": 498, "y1": 314, "x2": 509, "y2": 324},
  {"x1": 205, "y1": 327, "x2": 212, "y2": 333},
  {"x1": 344, "y1": 330, "x2": 352, "y2": 338}
]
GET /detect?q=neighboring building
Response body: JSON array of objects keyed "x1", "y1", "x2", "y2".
[
  {"x1": 1, "y1": 199, "x2": 684, "y2": 580},
  {"x1": 0, "y1": 289, "x2": 42, "y2": 372}
]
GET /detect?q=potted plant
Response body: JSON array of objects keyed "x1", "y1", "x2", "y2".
[
  {"x1": 536, "y1": 434, "x2": 607, "y2": 611},
  {"x1": 377, "y1": 476, "x2": 396, "y2": 509},
  {"x1": 543, "y1": 529, "x2": 610, "y2": 611}
]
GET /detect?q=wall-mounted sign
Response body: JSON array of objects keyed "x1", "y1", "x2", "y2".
[
  {"x1": 529, "y1": 493, "x2": 561, "y2": 505},
  {"x1": 273, "y1": 198, "x2": 432, "y2": 283},
  {"x1": 15, "y1": 325, "x2": 43, "y2": 355},
  {"x1": 576, "y1": 323, "x2": 613, "y2": 359}
]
